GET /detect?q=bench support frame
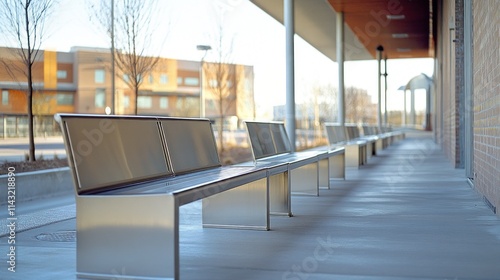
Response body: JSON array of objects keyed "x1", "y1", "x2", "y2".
[{"x1": 76, "y1": 194, "x2": 179, "y2": 280}]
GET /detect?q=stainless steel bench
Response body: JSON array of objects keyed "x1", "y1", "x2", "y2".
[
  {"x1": 324, "y1": 123, "x2": 369, "y2": 168},
  {"x1": 362, "y1": 125, "x2": 406, "y2": 148},
  {"x1": 243, "y1": 121, "x2": 345, "y2": 216},
  {"x1": 55, "y1": 113, "x2": 283, "y2": 280}
]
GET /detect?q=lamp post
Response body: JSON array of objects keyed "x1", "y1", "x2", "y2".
[{"x1": 196, "y1": 45, "x2": 211, "y2": 117}]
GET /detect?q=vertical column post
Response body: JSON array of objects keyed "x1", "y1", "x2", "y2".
[
  {"x1": 110, "y1": 0, "x2": 115, "y2": 115},
  {"x1": 376, "y1": 45, "x2": 384, "y2": 130},
  {"x1": 411, "y1": 89, "x2": 416, "y2": 126},
  {"x1": 384, "y1": 57, "x2": 388, "y2": 126},
  {"x1": 337, "y1": 12, "x2": 345, "y2": 125},
  {"x1": 403, "y1": 89, "x2": 407, "y2": 126},
  {"x1": 284, "y1": 0, "x2": 296, "y2": 151}
]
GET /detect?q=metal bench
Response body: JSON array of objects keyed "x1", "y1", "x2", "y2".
[
  {"x1": 55, "y1": 113, "x2": 283, "y2": 280},
  {"x1": 324, "y1": 123, "x2": 369, "y2": 168},
  {"x1": 345, "y1": 124, "x2": 376, "y2": 158},
  {"x1": 242, "y1": 121, "x2": 345, "y2": 216},
  {"x1": 361, "y1": 125, "x2": 406, "y2": 150}
]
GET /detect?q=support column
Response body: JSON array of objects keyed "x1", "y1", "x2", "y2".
[
  {"x1": 411, "y1": 89, "x2": 416, "y2": 126},
  {"x1": 403, "y1": 89, "x2": 407, "y2": 126},
  {"x1": 425, "y1": 86, "x2": 431, "y2": 130},
  {"x1": 376, "y1": 45, "x2": 383, "y2": 130},
  {"x1": 383, "y1": 57, "x2": 388, "y2": 125},
  {"x1": 337, "y1": 12, "x2": 345, "y2": 125},
  {"x1": 284, "y1": 0, "x2": 296, "y2": 151}
]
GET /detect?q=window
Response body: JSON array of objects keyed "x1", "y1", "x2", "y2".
[
  {"x1": 95, "y1": 89, "x2": 105, "y2": 108},
  {"x1": 123, "y1": 96, "x2": 130, "y2": 108},
  {"x1": 160, "y1": 74, "x2": 168, "y2": 84},
  {"x1": 227, "y1": 80, "x2": 233, "y2": 88},
  {"x1": 95, "y1": 69, "x2": 105, "y2": 83},
  {"x1": 209, "y1": 79, "x2": 218, "y2": 87},
  {"x1": 184, "y1": 77, "x2": 199, "y2": 86},
  {"x1": 57, "y1": 70, "x2": 67, "y2": 79},
  {"x1": 160, "y1": 97, "x2": 168, "y2": 109},
  {"x1": 244, "y1": 78, "x2": 252, "y2": 91},
  {"x1": 2, "y1": 90, "x2": 8, "y2": 105},
  {"x1": 123, "y1": 74, "x2": 129, "y2": 83},
  {"x1": 177, "y1": 77, "x2": 183, "y2": 85},
  {"x1": 56, "y1": 93, "x2": 74, "y2": 105},
  {"x1": 149, "y1": 74, "x2": 154, "y2": 84},
  {"x1": 137, "y1": 96, "x2": 152, "y2": 108}
]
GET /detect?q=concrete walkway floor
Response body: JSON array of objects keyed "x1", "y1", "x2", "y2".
[{"x1": 1, "y1": 131, "x2": 500, "y2": 279}]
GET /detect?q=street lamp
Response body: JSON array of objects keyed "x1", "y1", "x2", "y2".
[{"x1": 196, "y1": 45, "x2": 211, "y2": 117}]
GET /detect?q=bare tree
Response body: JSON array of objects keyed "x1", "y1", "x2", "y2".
[
  {"x1": 88, "y1": 0, "x2": 165, "y2": 115},
  {"x1": 0, "y1": 0, "x2": 57, "y2": 161},
  {"x1": 204, "y1": 24, "x2": 239, "y2": 153},
  {"x1": 300, "y1": 83, "x2": 336, "y2": 148},
  {"x1": 345, "y1": 86, "x2": 375, "y2": 124}
]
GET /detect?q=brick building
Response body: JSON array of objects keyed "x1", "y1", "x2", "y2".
[{"x1": 0, "y1": 46, "x2": 254, "y2": 136}]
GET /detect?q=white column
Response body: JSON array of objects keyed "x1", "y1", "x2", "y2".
[
  {"x1": 411, "y1": 89, "x2": 416, "y2": 126},
  {"x1": 337, "y1": 12, "x2": 345, "y2": 125},
  {"x1": 284, "y1": 0, "x2": 296, "y2": 151},
  {"x1": 376, "y1": 46, "x2": 383, "y2": 130},
  {"x1": 384, "y1": 57, "x2": 388, "y2": 125},
  {"x1": 403, "y1": 89, "x2": 407, "y2": 126}
]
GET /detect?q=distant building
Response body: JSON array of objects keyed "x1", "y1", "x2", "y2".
[{"x1": 0, "y1": 46, "x2": 254, "y2": 137}]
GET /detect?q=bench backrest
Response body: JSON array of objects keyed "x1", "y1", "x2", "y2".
[
  {"x1": 160, "y1": 118, "x2": 220, "y2": 174},
  {"x1": 345, "y1": 124, "x2": 360, "y2": 140},
  {"x1": 245, "y1": 121, "x2": 291, "y2": 160},
  {"x1": 362, "y1": 125, "x2": 374, "y2": 136},
  {"x1": 56, "y1": 114, "x2": 221, "y2": 195},
  {"x1": 56, "y1": 114, "x2": 171, "y2": 194},
  {"x1": 324, "y1": 123, "x2": 347, "y2": 145}
]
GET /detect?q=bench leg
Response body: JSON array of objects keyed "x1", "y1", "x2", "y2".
[
  {"x1": 269, "y1": 172, "x2": 292, "y2": 216},
  {"x1": 345, "y1": 144, "x2": 361, "y2": 168},
  {"x1": 376, "y1": 138, "x2": 383, "y2": 153},
  {"x1": 329, "y1": 153, "x2": 345, "y2": 180},
  {"x1": 318, "y1": 158, "x2": 330, "y2": 189},
  {"x1": 76, "y1": 195, "x2": 179, "y2": 280},
  {"x1": 290, "y1": 162, "x2": 319, "y2": 196},
  {"x1": 366, "y1": 142, "x2": 373, "y2": 160},
  {"x1": 202, "y1": 178, "x2": 269, "y2": 230}
]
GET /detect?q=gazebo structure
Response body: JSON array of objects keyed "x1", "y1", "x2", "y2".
[{"x1": 403, "y1": 73, "x2": 433, "y2": 130}]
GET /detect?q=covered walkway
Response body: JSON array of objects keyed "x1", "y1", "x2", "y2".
[{"x1": 3, "y1": 130, "x2": 500, "y2": 279}]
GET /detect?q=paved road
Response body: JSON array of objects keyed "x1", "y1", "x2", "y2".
[{"x1": 0, "y1": 136, "x2": 66, "y2": 162}]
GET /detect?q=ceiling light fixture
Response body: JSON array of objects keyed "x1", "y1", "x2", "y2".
[
  {"x1": 392, "y1": 33, "x2": 409, "y2": 38},
  {"x1": 397, "y1": 48, "x2": 412, "y2": 52},
  {"x1": 387, "y1": 14, "x2": 405, "y2": 20}
]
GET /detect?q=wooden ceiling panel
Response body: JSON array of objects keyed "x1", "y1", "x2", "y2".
[{"x1": 328, "y1": 0, "x2": 433, "y2": 59}]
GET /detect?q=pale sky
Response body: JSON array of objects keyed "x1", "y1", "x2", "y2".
[{"x1": 10, "y1": 0, "x2": 434, "y2": 118}]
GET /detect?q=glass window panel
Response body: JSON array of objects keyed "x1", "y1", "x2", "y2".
[
  {"x1": 184, "y1": 77, "x2": 199, "y2": 86},
  {"x1": 137, "y1": 96, "x2": 152, "y2": 108},
  {"x1": 95, "y1": 69, "x2": 105, "y2": 83},
  {"x1": 95, "y1": 89, "x2": 105, "y2": 108},
  {"x1": 57, "y1": 70, "x2": 67, "y2": 79}
]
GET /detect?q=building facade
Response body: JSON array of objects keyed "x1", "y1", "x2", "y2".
[
  {"x1": 434, "y1": 0, "x2": 499, "y2": 214},
  {"x1": 0, "y1": 46, "x2": 254, "y2": 137}
]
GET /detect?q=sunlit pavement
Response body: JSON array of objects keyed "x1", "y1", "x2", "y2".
[
  {"x1": 0, "y1": 136, "x2": 66, "y2": 162},
  {"x1": 2, "y1": 130, "x2": 500, "y2": 280}
]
